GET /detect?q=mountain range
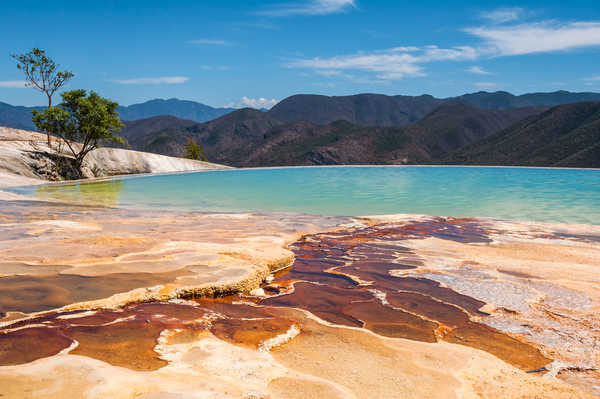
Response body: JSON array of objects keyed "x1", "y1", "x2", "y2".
[
  {"x1": 2, "y1": 90, "x2": 600, "y2": 168},
  {"x1": 446, "y1": 101, "x2": 600, "y2": 168},
  {"x1": 3, "y1": 90, "x2": 600, "y2": 131},
  {"x1": 0, "y1": 98, "x2": 235, "y2": 131},
  {"x1": 268, "y1": 90, "x2": 600, "y2": 126},
  {"x1": 114, "y1": 101, "x2": 538, "y2": 165}
]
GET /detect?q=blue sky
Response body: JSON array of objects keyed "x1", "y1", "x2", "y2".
[{"x1": 1, "y1": 0, "x2": 600, "y2": 107}]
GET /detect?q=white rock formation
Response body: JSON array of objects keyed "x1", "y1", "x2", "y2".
[{"x1": 0, "y1": 126, "x2": 228, "y2": 188}]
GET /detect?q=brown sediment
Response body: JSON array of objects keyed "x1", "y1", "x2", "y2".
[
  {"x1": 345, "y1": 300, "x2": 437, "y2": 342},
  {"x1": 0, "y1": 205, "x2": 597, "y2": 396},
  {"x1": 0, "y1": 302, "x2": 205, "y2": 370},
  {"x1": 210, "y1": 318, "x2": 294, "y2": 349},
  {"x1": 0, "y1": 327, "x2": 72, "y2": 365},
  {"x1": 386, "y1": 291, "x2": 471, "y2": 327},
  {"x1": 258, "y1": 218, "x2": 551, "y2": 371},
  {"x1": 263, "y1": 282, "x2": 370, "y2": 327},
  {"x1": 497, "y1": 268, "x2": 538, "y2": 279},
  {"x1": 553, "y1": 232, "x2": 600, "y2": 243},
  {"x1": 0, "y1": 299, "x2": 288, "y2": 371},
  {"x1": 67, "y1": 319, "x2": 168, "y2": 371},
  {"x1": 0, "y1": 268, "x2": 192, "y2": 314},
  {"x1": 445, "y1": 322, "x2": 550, "y2": 371},
  {"x1": 0, "y1": 216, "x2": 552, "y2": 374}
]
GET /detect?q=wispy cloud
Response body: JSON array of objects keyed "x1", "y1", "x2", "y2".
[
  {"x1": 257, "y1": 0, "x2": 356, "y2": 17},
  {"x1": 112, "y1": 76, "x2": 189, "y2": 85},
  {"x1": 0, "y1": 80, "x2": 27, "y2": 88},
  {"x1": 583, "y1": 75, "x2": 600, "y2": 86},
  {"x1": 480, "y1": 8, "x2": 523, "y2": 24},
  {"x1": 474, "y1": 82, "x2": 497, "y2": 89},
  {"x1": 199, "y1": 65, "x2": 230, "y2": 71},
  {"x1": 234, "y1": 21, "x2": 280, "y2": 30},
  {"x1": 242, "y1": 96, "x2": 278, "y2": 109},
  {"x1": 187, "y1": 39, "x2": 232, "y2": 46},
  {"x1": 466, "y1": 66, "x2": 492, "y2": 75},
  {"x1": 465, "y1": 21, "x2": 600, "y2": 56},
  {"x1": 288, "y1": 45, "x2": 477, "y2": 80},
  {"x1": 225, "y1": 96, "x2": 279, "y2": 109},
  {"x1": 287, "y1": 10, "x2": 600, "y2": 82}
]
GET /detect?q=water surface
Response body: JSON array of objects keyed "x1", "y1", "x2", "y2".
[{"x1": 10, "y1": 166, "x2": 600, "y2": 224}]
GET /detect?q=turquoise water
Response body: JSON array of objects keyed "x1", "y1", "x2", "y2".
[{"x1": 10, "y1": 166, "x2": 600, "y2": 225}]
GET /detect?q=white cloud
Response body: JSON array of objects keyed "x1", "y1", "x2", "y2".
[
  {"x1": 257, "y1": 0, "x2": 356, "y2": 16},
  {"x1": 583, "y1": 75, "x2": 600, "y2": 81},
  {"x1": 288, "y1": 17, "x2": 600, "y2": 81},
  {"x1": 466, "y1": 66, "x2": 492, "y2": 75},
  {"x1": 474, "y1": 82, "x2": 497, "y2": 89},
  {"x1": 382, "y1": 46, "x2": 419, "y2": 52},
  {"x1": 225, "y1": 97, "x2": 279, "y2": 109},
  {"x1": 113, "y1": 76, "x2": 189, "y2": 85},
  {"x1": 289, "y1": 45, "x2": 477, "y2": 80},
  {"x1": 419, "y1": 45, "x2": 478, "y2": 62},
  {"x1": 0, "y1": 80, "x2": 27, "y2": 88},
  {"x1": 290, "y1": 52, "x2": 422, "y2": 80},
  {"x1": 241, "y1": 96, "x2": 278, "y2": 109},
  {"x1": 480, "y1": 8, "x2": 523, "y2": 24},
  {"x1": 187, "y1": 39, "x2": 232, "y2": 46},
  {"x1": 200, "y1": 65, "x2": 230, "y2": 71},
  {"x1": 465, "y1": 21, "x2": 600, "y2": 56}
]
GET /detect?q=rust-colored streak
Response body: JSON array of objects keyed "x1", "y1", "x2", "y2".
[
  {"x1": 0, "y1": 217, "x2": 551, "y2": 373},
  {"x1": 261, "y1": 218, "x2": 551, "y2": 371},
  {"x1": 0, "y1": 302, "x2": 212, "y2": 370},
  {"x1": 344, "y1": 301, "x2": 437, "y2": 342},
  {"x1": 0, "y1": 269, "x2": 190, "y2": 314},
  {"x1": 211, "y1": 318, "x2": 293, "y2": 349},
  {"x1": 132, "y1": 302, "x2": 209, "y2": 322},
  {"x1": 263, "y1": 282, "x2": 370, "y2": 328},
  {"x1": 0, "y1": 327, "x2": 72, "y2": 365},
  {"x1": 68, "y1": 319, "x2": 168, "y2": 371},
  {"x1": 382, "y1": 277, "x2": 488, "y2": 316},
  {"x1": 386, "y1": 292, "x2": 471, "y2": 327},
  {"x1": 445, "y1": 322, "x2": 550, "y2": 371}
]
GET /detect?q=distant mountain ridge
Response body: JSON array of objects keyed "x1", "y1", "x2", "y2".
[
  {"x1": 116, "y1": 102, "x2": 547, "y2": 167},
  {"x1": 115, "y1": 98, "x2": 235, "y2": 122},
  {"x1": 445, "y1": 101, "x2": 600, "y2": 168},
  {"x1": 2, "y1": 90, "x2": 600, "y2": 131},
  {"x1": 269, "y1": 91, "x2": 600, "y2": 126},
  {"x1": 269, "y1": 93, "x2": 442, "y2": 126},
  {"x1": 0, "y1": 98, "x2": 235, "y2": 131},
  {"x1": 0, "y1": 102, "x2": 44, "y2": 131},
  {"x1": 3, "y1": 90, "x2": 600, "y2": 167}
]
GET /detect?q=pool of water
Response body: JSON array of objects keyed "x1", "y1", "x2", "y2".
[{"x1": 9, "y1": 166, "x2": 600, "y2": 225}]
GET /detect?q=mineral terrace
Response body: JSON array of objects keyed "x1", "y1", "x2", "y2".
[{"x1": 0, "y1": 191, "x2": 598, "y2": 398}]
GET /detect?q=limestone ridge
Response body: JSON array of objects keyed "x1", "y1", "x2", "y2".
[{"x1": 0, "y1": 126, "x2": 227, "y2": 186}]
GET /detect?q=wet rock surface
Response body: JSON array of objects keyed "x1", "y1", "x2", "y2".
[{"x1": 0, "y1": 202, "x2": 598, "y2": 398}]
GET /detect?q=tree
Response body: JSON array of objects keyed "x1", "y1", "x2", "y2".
[
  {"x1": 32, "y1": 90, "x2": 126, "y2": 173},
  {"x1": 12, "y1": 48, "x2": 74, "y2": 146},
  {"x1": 184, "y1": 138, "x2": 208, "y2": 161}
]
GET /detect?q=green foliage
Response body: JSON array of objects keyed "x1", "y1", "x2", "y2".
[
  {"x1": 32, "y1": 90, "x2": 126, "y2": 172},
  {"x1": 12, "y1": 48, "x2": 74, "y2": 145},
  {"x1": 12, "y1": 48, "x2": 74, "y2": 102},
  {"x1": 373, "y1": 127, "x2": 410, "y2": 153},
  {"x1": 184, "y1": 138, "x2": 208, "y2": 161}
]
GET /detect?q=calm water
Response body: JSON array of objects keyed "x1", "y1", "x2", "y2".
[{"x1": 10, "y1": 166, "x2": 600, "y2": 225}]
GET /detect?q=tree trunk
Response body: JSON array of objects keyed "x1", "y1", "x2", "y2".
[
  {"x1": 73, "y1": 156, "x2": 84, "y2": 179},
  {"x1": 46, "y1": 95, "x2": 52, "y2": 147}
]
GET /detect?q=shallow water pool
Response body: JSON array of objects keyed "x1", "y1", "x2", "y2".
[{"x1": 9, "y1": 166, "x2": 600, "y2": 225}]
